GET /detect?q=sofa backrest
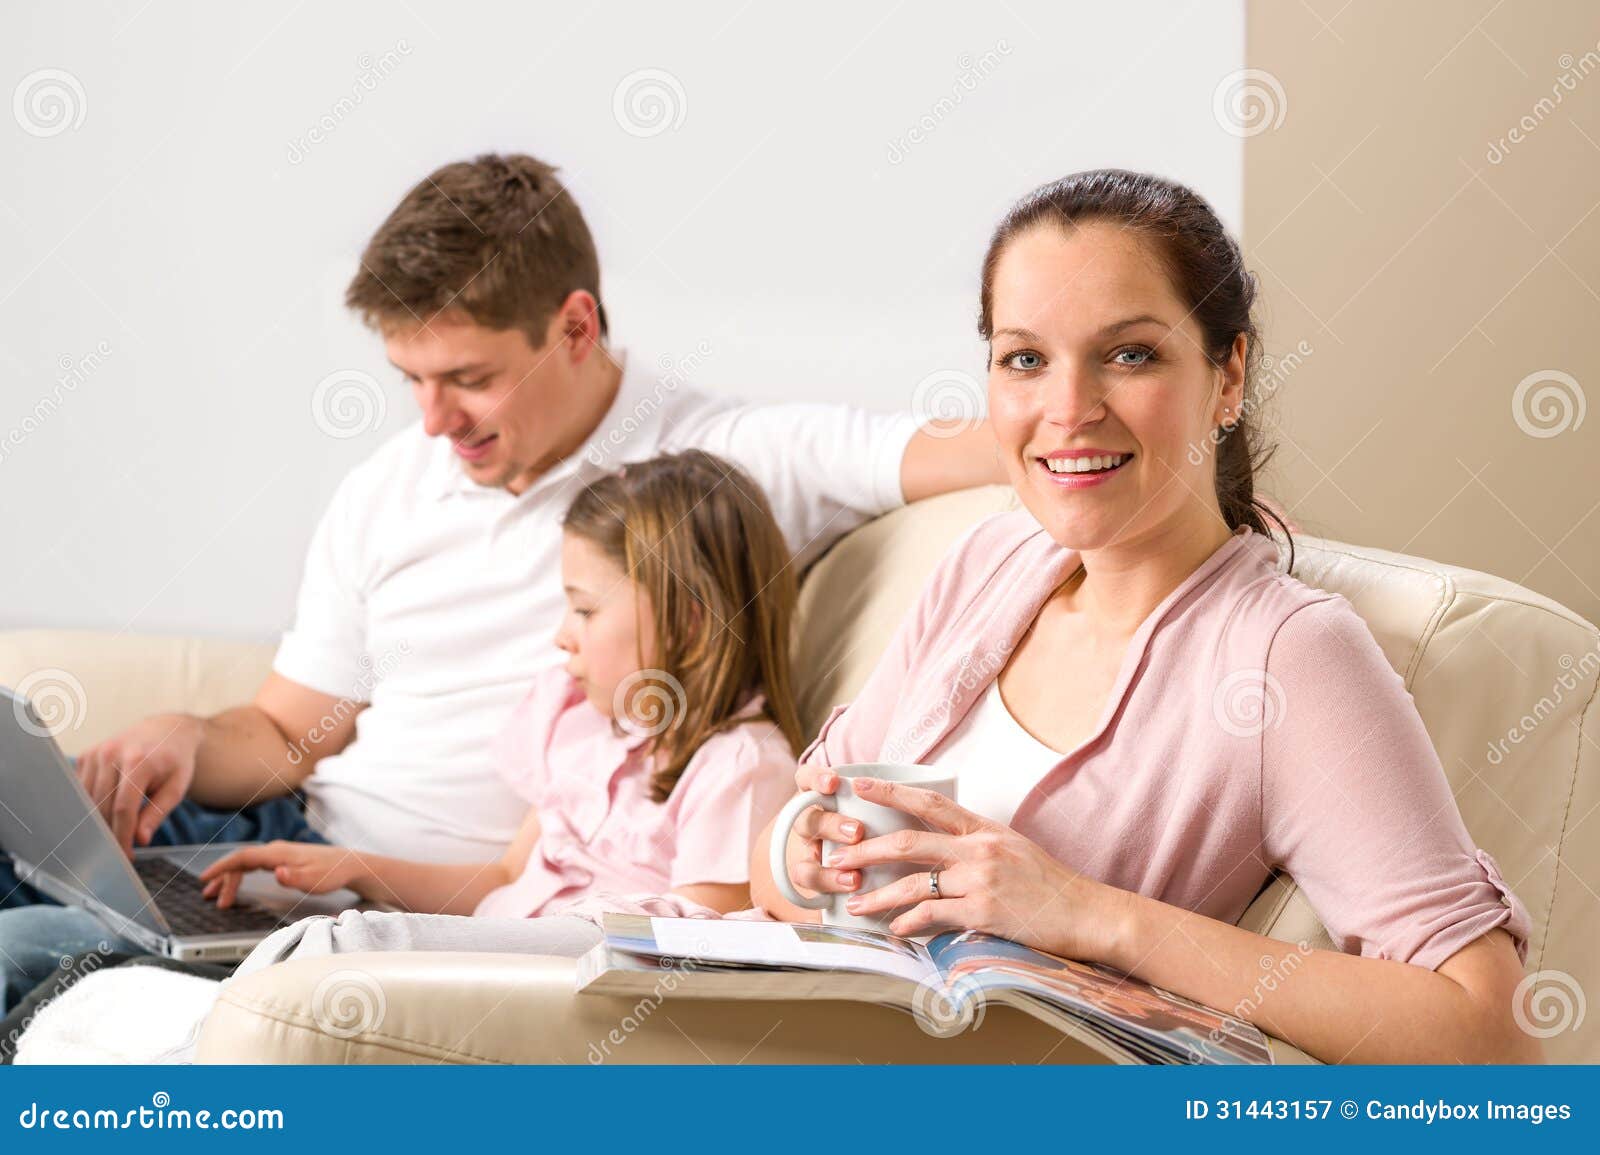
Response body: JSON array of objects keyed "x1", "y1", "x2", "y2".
[
  {"x1": 0, "y1": 630, "x2": 274, "y2": 754},
  {"x1": 793, "y1": 486, "x2": 1599, "y2": 1062}
]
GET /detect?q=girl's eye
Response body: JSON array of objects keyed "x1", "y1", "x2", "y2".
[
  {"x1": 998, "y1": 349, "x2": 1044, "y2": 372},
  {"x1": 1112, "y1": 346, "x2": 1155, "y2": 367}
]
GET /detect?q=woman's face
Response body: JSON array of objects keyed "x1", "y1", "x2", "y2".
[
  {"x1": 986, "y1": 221, "x2": 1245, "y2": 553},
  {"x1": 554, "y1": 532, "x2": 657, "y2": 718}
]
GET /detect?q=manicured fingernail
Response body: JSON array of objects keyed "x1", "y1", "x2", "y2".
[
  {"x1": 824, "y1": 849, "x2": 845, "y2": 867},
  {"x1": 845, "y1": 896, "x2": 864, "y2": 912},
  {"x1": 839, "y1": 871, "x2": 859, "y2": 889},
  {"x1": 840, "y1": 820, "x2": 861, "y2": 839}
]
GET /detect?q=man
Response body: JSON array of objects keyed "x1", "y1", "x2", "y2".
[{"x1": 0, "y1": 153, "x2": 1000, "y2": 1005}]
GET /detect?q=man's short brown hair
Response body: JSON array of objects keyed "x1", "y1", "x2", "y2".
[{"x1": 345, "y1": 153, "x2": 607, "y2": 344}]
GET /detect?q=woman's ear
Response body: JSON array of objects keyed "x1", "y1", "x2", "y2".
[{"x1": 1213, "y1": 333, "x2": 1248, "y2": 428}]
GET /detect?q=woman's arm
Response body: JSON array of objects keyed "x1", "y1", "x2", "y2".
[
  {"x1": 828, "y1": 778, "x2": 1541, "y2": 1065},
  {"x1": 1105, "y1": 894, "x2": 1539, "y2": 1063}
]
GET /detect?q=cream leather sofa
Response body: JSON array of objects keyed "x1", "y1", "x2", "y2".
[{"x1": 2, "y1": 486, "x2": 1595, "y2": 1063}]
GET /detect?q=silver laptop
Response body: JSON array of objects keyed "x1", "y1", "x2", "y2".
[{"x1": 0, "y1": 686, "x2": 360, "y2": 962}]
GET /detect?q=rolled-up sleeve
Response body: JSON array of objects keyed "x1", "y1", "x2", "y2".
[
  {"x1": 1260, "y1": 598, "x2": 1532, "y2": 971},
  {"x1": 272, "y1": 473, "x2": 370, "y2": 700}
]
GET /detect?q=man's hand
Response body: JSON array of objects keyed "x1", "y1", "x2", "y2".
[{"x1": 76, "y1": 714, "x2": 204, "y2": 856}]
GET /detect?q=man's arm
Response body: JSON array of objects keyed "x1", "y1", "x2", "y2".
[
  {"x1": 75, "y1": 672, "x2": 362, "y2": 855},
  {"x1": 899, "y1": 421, "x2": 1003, "y2": 504}
]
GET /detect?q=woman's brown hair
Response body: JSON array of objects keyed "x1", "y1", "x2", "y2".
[
  {"x1": 562, "y1": 450, "x2": 804, "y2": 801},
  {"x1": 978, "y1": 169, "x2": 1292, "y2": 557}
]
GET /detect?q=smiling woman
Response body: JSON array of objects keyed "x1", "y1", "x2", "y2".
[{"x1": 751, "y1": 169, "x2": 1540, "y2": 1065}]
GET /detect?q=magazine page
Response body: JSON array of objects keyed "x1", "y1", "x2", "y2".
[
  {"x1": 601, "y1": 914, "x2": 936, "y2": 985},
  {"x1": 926, "y1": 931, "x2": 1272, "y2": 1065}
]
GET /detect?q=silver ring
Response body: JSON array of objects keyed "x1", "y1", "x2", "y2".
[{"x1": 929, "y1": 868, "x2": 942, "y2": 898}]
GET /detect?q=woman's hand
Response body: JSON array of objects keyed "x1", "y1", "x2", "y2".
[
  {"x1": 827, "y1": 776, "x2": 1130, "y2": 960},
  {"x1": 777, "y1": 764, "x2": 868, "y2": 906},
  {"x1": 199, "y1": 841, "x2": 363, "y2": 908}
]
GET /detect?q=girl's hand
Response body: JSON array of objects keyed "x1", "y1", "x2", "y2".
[
  {"x1": 199, "y1": 841, "x2": 362, "y2": 908},
  {"x1": 779, "y1": 764, "x2": 866, "y2": 902},
  {"x1": 825, "y1": 776, "x2": 1129, "y2": 960}
]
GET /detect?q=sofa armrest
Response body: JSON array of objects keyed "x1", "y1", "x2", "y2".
[{"x1": 195, "y1": 952, "x2": 1319, "y2": 1065}]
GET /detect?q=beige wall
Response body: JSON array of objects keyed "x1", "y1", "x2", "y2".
[{"x1": 1244, "y1": 2, "x2": 1599, "y2": 625}]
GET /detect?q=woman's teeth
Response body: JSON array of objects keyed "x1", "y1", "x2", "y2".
[{"x1": 1044, "y1": 454, "x2": 1128, "y2": 474}]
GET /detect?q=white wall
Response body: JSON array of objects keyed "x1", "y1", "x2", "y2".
[{"x1": 1, "y1": 0, "x2": 1243, "y2": 639}]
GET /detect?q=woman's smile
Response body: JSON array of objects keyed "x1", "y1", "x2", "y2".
[{"x1": 1035, "y1": 449, "x2": 1135, "y2": 489}]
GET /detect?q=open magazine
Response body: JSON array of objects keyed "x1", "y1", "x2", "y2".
[{"x1": 576, "y1": 915, "x2": 1272, "y2": 1065}]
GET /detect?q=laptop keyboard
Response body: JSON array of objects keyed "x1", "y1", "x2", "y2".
[{"x1": 134, "y1": 856, "x2": 287, "y2": 936}]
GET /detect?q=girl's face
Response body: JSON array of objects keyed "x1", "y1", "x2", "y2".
[
  {"x1": 986, "y1": 221, "x2": 1245, "y2": 553},
  {"x1": 554, "y1": 532, "x2": 657, "y2": 718}
]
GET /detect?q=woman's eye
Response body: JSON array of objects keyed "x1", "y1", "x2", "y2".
[
  {"x1": 1112, "y1": 346, "x2": 1154, "y2": 367},
  {"x1": 999, "y1": 350, "x2": 1044, "y2": 371}
]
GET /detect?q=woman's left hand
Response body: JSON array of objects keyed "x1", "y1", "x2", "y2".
[{"x1": 828, "y1": 776, "x2": 1128, "y2": 961}]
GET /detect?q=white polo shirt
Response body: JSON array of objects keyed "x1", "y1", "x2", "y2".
[{"x1": 274, "y1": 351, "x2": 917, "y2": 863}]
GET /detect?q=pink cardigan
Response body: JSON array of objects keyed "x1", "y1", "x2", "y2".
[{"x1": 800, "y1": 512, "x2": 1531, "y2": 971}]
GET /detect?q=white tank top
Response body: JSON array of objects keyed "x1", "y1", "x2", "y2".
[{"x1": 928, "y1": 679, "x2": 1066, "y2": 825}]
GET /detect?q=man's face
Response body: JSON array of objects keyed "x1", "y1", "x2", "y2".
[{"x1": 384, "y1": 311, "x2": 580, "y2": 495}]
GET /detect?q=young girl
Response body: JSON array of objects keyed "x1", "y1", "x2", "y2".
[{"x1": 200, "y1": 449, "x2": 804, "y2": 925}]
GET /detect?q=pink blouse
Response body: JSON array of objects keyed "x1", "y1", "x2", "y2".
[
  {"x1": 801, "y1": 512, "x2": 1532, "y2": 971},
  {"x1": 473, "y1": 669, "x2": 799, "y2": 919}
]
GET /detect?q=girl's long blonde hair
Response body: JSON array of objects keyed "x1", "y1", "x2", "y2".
[{"x1": 562, "y1": 450, "x2": 804, "y2": 801}]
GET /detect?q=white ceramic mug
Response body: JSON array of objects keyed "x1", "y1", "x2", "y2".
[{"x1": 768, "y1": 761, "x2": 957, "y2": 932}]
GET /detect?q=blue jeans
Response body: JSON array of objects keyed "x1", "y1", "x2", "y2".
[{"x1": 0, "y1": 795, "x2": 328, "y2": 1013}]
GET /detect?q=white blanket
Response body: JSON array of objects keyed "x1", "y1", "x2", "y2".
[{"x1": 14, "y1": 966, "x2": 222, "y2": 1065}]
